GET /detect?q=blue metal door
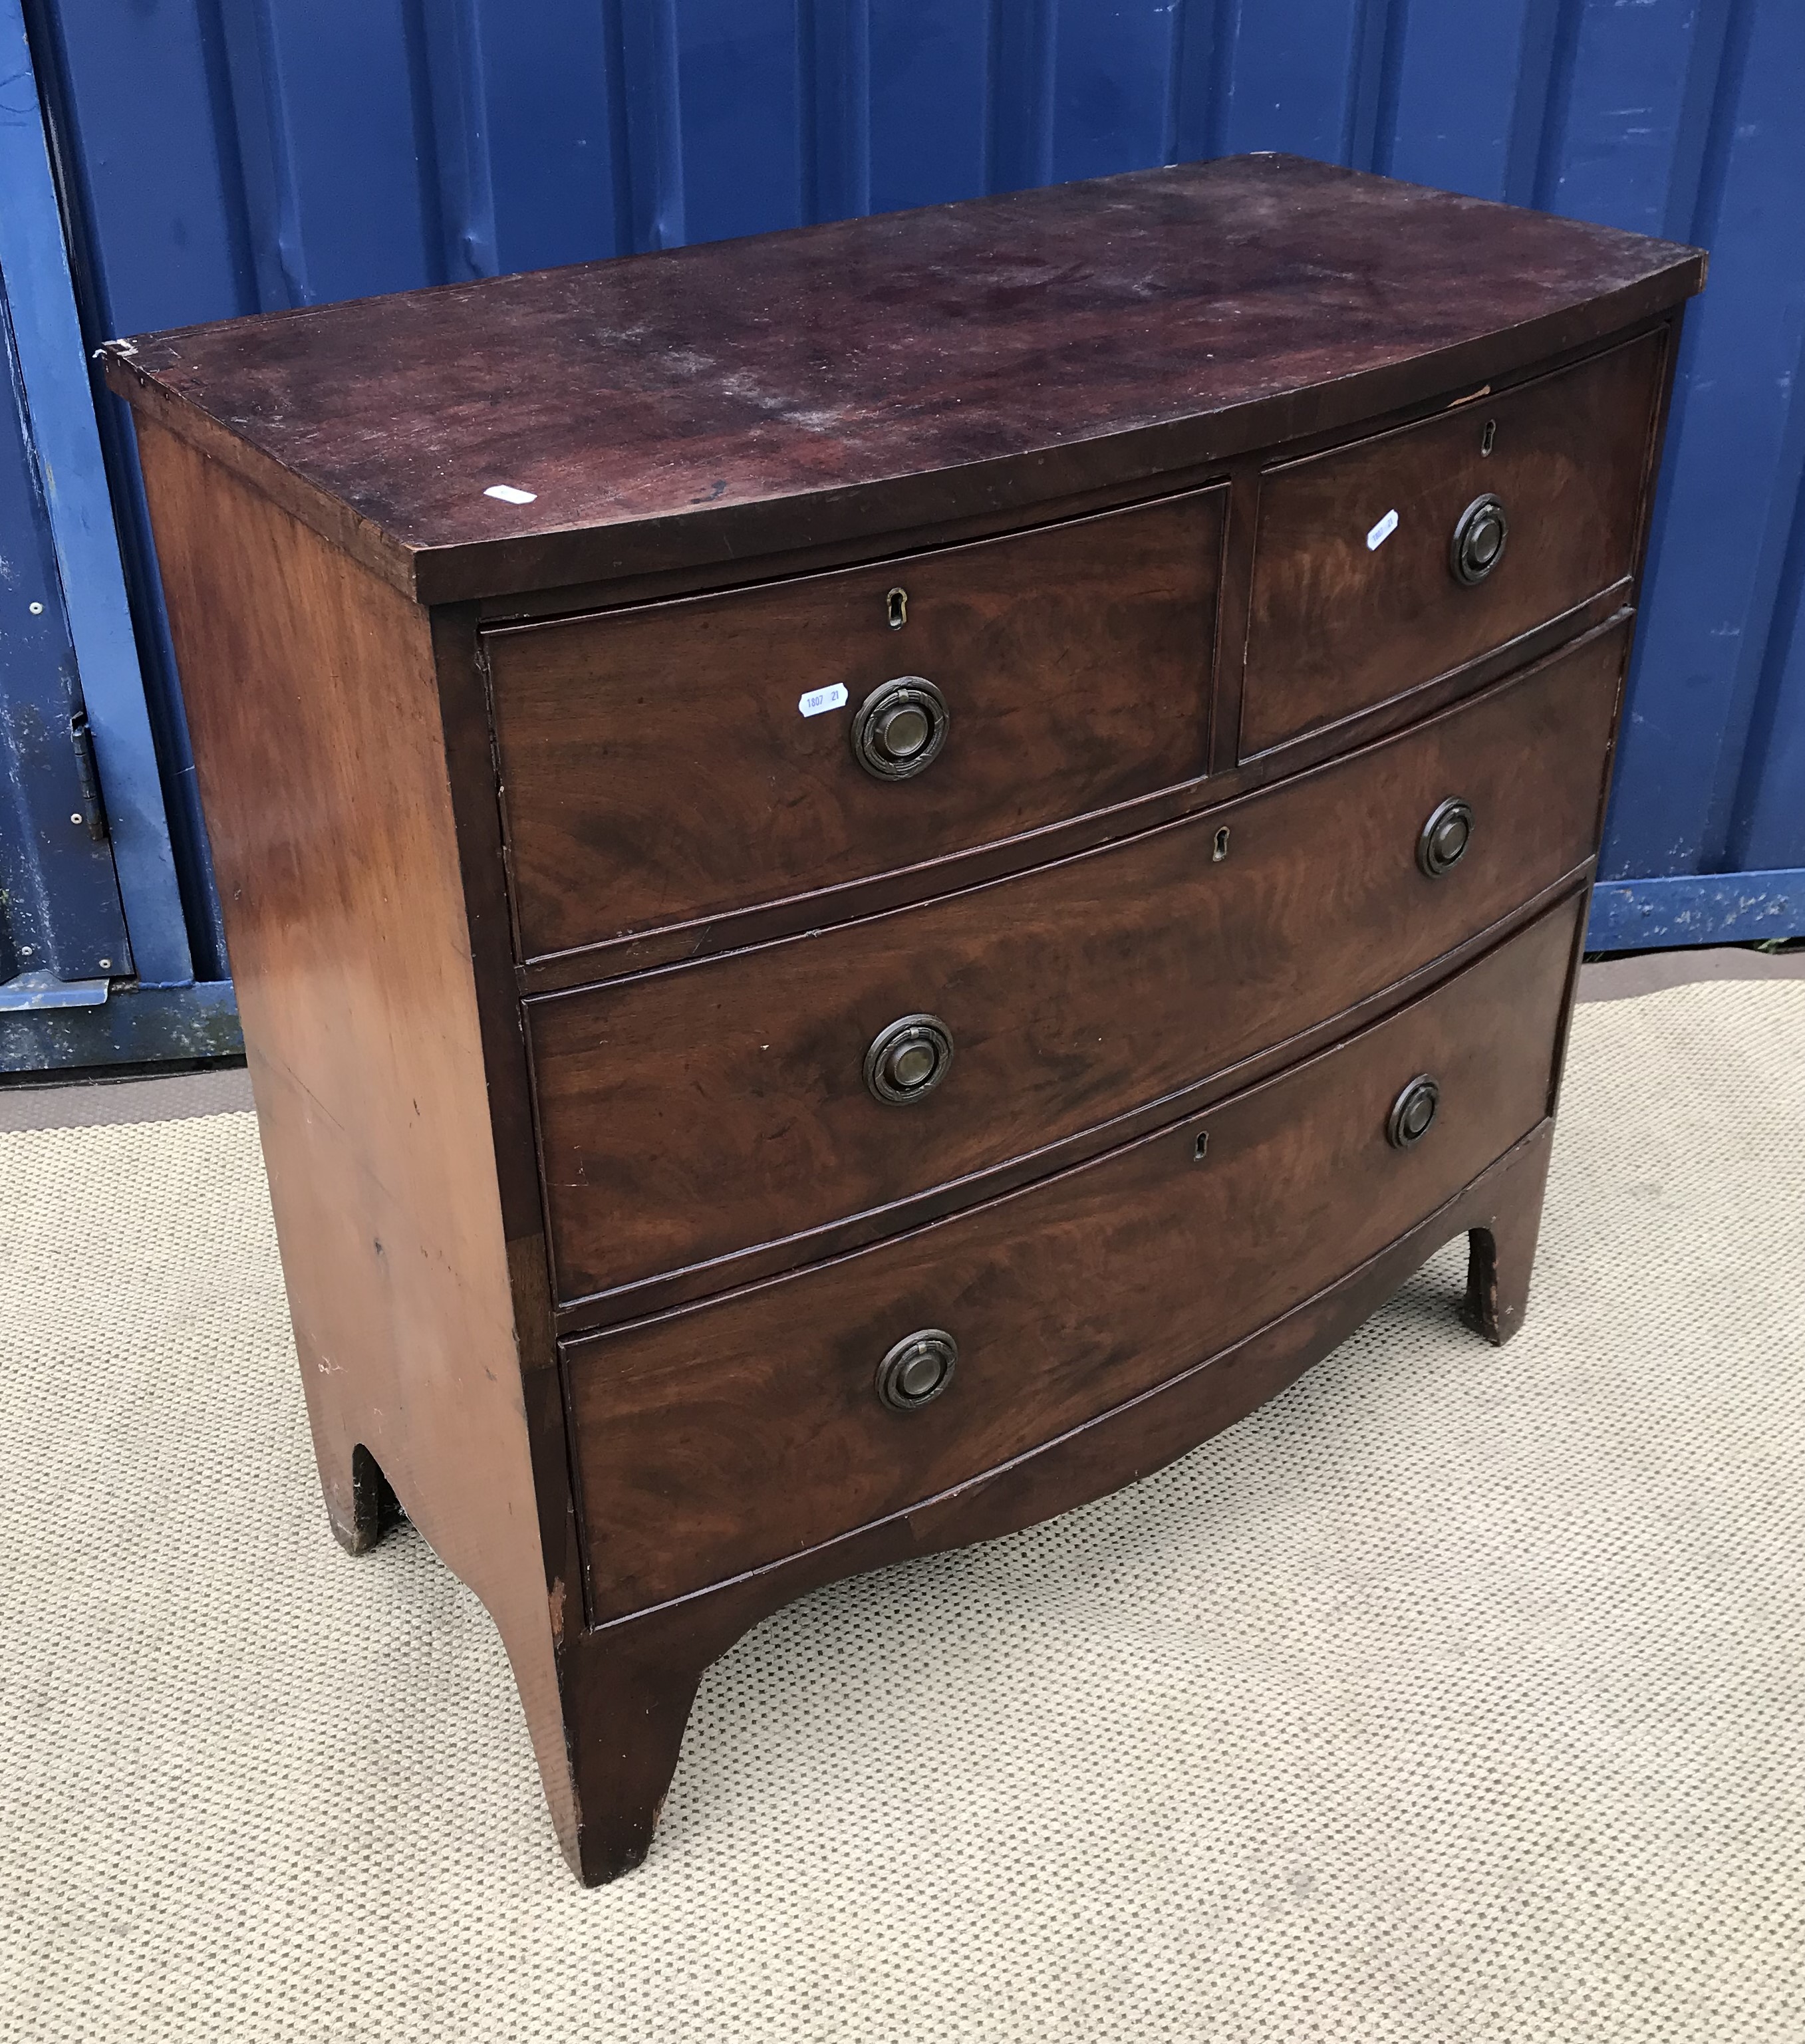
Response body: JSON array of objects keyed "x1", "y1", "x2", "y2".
[
  {"x1": 0, "y1": 0, "x2": 241, "y2": 1071},
  {"x1": 0, "y1": 271, "x2": 130, "y2": 998},
  {"x1": 17, "y1": 0, "x2": 1805, "y2": 991}
]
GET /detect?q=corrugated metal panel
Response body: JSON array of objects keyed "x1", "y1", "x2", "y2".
[
  {"x1": 0, "y1": 0, "x2": 193, "y2": 996},
  {"x1": 25, "y1": 0, "x2": 1805, "y2": 955}
]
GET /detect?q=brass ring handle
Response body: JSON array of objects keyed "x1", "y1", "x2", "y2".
[
  {"x1": 851, "y1": 675, "x2": 948, "y2": 780},
  {"x1": 1450, "y1": 493, "x2": 1508, "y2": 585},
  {"x1": 876, "y1": 1329, "x2": 958, "y2": 1411},
  {"x1": 865, "y1": 1013, "x2": 954, "y2": 1106},
  {"x1": 1387, "y1": 1075, "x2": 1441, "y2": 1150},
  {"x1": 1417, "y1": 797, "x2": 1474, "y2": 878}
]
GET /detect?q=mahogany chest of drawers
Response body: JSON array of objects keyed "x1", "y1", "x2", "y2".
[{"x1": 106, "y1": 154, "x2": 1703, "y2": 1884}]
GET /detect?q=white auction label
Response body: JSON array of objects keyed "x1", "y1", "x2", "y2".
[
  {"x1": 484, "y1": 483, "x2": 537, "y2": 505},
  {"x1": 1366, "y1": 508, "x2": 1399, "y2": 551},
  {"x1": 799, "y1": 683, "x2": 849, "y2": 717}
]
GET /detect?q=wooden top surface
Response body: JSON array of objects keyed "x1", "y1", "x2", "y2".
[{"x1": 104, "y1": 154, "x2": 1703, "y2": 606}]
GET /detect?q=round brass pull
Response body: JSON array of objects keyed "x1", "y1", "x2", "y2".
[
  {"x1": 877, "y1": 1329, "x2": 958, "y2": 1411},
  {"x1": 1451, "y1": 493, "x2": 1508, "y2": 585},
  {"x1": 865, "y1": 1013, "x2": 954, "y2": 1106},
  {"x1": 1417, "y1": 797, "x2": 1474, "y2": 878},
  {"x1": 1387, "y1": 1075, "x2": 1441, "y2": 1150},
  {"x1": 852, "y1": 675, "x2": 948, "y2": 780}
]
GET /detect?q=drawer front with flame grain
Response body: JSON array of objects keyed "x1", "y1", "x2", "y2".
[
  {"x1": 563, "y1": 892, "x2": 1584, "y2": 1620},
  {"x1": 531, "y1": 625, "x2": 1622, "y2": 1311},
  {"x1": 489, "y1": 488, "x2": 1225, "y2": 963},
  {"x1": 1242, "y1": 332, "x2": 1662, "y2": 758}
]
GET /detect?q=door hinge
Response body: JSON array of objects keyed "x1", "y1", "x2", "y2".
[{"x1": 69, "y1": 708, "x2": 109, "y2": 842}]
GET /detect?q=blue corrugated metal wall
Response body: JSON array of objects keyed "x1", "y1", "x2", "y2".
[{"x1": 24, "y1": 0, "x2": 1805, "y2": 961}]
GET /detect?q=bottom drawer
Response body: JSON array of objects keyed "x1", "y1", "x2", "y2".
[{"x1": 565, "y1": 890, "x2": 1585, "y2": 1622}]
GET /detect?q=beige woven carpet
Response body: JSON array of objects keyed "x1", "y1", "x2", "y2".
[{"x1": 3, "y1": 980, "x2": 1803, "y2": 2043}]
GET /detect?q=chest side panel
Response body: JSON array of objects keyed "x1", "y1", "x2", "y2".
[{"x1": 130, "y1": 420, "x2": 573, "y2": 1844}]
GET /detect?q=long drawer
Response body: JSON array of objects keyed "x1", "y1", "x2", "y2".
[
  {"x1": 487, "y1": 487, "x2": 1225, "y2": 961},
  {"x1": 563, "y1": 891, "x2": 1584, "y2": 1620},
  {"x1": 1241, "y1": 330, "x2": 1662, "y2": 758},
  {"x1": 530, "y1": 623, "x2": 1623, "y2": 1307}
]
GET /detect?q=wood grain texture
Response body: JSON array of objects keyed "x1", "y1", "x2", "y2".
[
  {"x1": 563, "y1": 891, "x2": 1583, "y2": 1620},
  {"x1": 1242, "y1": 330, "x2": 1664, "y2": 756},
  {"x1": 101, "y1": 156, "x2": 1702, "y2": 604},
  {"x1": 559, "y1": 1114, "x2": 1558, "y2": 1880},
  {"x1": 542, "y1": 865, "x2": 1591, "y2": 1337},
  {"x1": 517, "y1": 586, "x2": 1638, "y2": 996},
  {"x1": 489, "y1": 488, "x2": 1224, "y2": 959},
  {"x1": 130, "y1": 421, "x2": 580, "y2": 1868},
  {"x1": 531, "y1": 627, "x2": 1624, "y2": 1307}
]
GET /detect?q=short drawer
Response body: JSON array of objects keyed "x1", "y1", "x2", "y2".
[
  {"x1": 487, "y1": 488, "x2": 1225, "y2": 962},
  {"x1": 529, "y1": 622, "x2": 1623, "y2": 1307},
  {"x1": 1240, "y1": 330, "x2": 1663, "y2": 758},
  {"x1": 564, "y1": 891, "x2": 1582, "y2": 1618}
]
